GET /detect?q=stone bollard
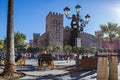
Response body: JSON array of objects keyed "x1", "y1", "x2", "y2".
[
  {"x1": 97, "y1": 53, "x2": 108, "y2": 80},
  {"x1": 109, "y1": 53, "x2": 118, "y2": 80}
]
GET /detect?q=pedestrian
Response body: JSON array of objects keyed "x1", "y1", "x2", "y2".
[{"x1": 66, "y1": 54, "x2": 70, "y2": 63}]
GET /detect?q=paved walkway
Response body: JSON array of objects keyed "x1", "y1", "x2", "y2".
[
  {"x1": 0, "y1": 59, "x2": 120, "y2": 80},
  {"x1": 18, "y1": 59, "x2": 97, "y2": 80}
]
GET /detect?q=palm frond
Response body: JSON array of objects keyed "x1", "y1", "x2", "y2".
[
  {"x1": 100, "y1": 24, "x2": 108, "y2": 34},
  {"x1": 99, "y1": 22, "x2": 120, "y2": 39}
]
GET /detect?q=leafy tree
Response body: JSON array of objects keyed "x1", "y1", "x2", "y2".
[
  {"x1": 97, "y1": 48, "x2": 104, "y2": 53},
  {"x1": 80, "y1": 46, "x2": 89, "y2": 54},
  {"x1": 54, "y1": 45, "x2": 63, "y2": 52},
  {"x1": 0, "y1": 39, "x2": 6, "y2": 51},
  {"x1": 98, "y1": 22, "x2": 120, "y2": 52},
  {"x1": 63, "y1": 45, "x2": 72, "y2": 55},
  {"x1": 103, "y1": 48, "x2": 108, "y2": 52},
  {"x1": 39, "y1": 46, "x2": 47, "y2": 53},
  {"x1": 89, "y1": 47, "x2": 97, "y2": 53},
  {"x1": 26, "y1": 47, "x2": 39, "y2": 53},
  {"x1": 46, "y1": 46, "x2": 54, "y2": 53},
  {"x1": 2, "y1": 31, "x2": 26, "y2": 52},
  {"x1": 26, "y1": 47, "x2": 34, "y2": 53},
  {"x1": 14, "y1": 31, "x2": 26, "y2": 51},
  {"x1": 0, "y1": 40, "x2": 4, "y2": 51}
]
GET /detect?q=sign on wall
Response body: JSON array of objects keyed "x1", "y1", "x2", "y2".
[{"x1": 75, "y1": 38, "x2": 81, "y2": 48}]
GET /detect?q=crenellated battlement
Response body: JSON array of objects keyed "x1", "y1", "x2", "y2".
[{"x1": 46, "y1": 12, "x2": 63, "y2": 18}]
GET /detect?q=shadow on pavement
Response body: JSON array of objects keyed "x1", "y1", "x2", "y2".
[
  {"x1": 24, "y1": 70, "x2": 97, "y2": 80},
  {"x1": 17, "y1": 65, "x2": 39, "y2": 72}
]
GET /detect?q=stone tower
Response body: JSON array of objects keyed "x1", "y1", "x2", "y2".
[
  {"x1": 46, "y1": 12, "x2": 63, "y2": 48},
  {"x1": 33, "y1": 33, "x2": 40, "y2": 47}
]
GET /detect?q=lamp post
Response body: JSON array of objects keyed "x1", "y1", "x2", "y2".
[{"x1": 63, "y1": 5, "x2": 90, "y2": 67}]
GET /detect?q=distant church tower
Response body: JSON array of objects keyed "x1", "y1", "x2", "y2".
[{"x1": 46, "y1": 12, "x2": 63, "y2": 48}]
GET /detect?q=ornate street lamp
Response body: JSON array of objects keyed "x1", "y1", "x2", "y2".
[
  {"x1": 63, "y1": 5, "x2": 90, "y2": 67},
  {"x1": 63, "y1": 4, "x2": 90, "y2": 47},
  {"x1": 63, "y1": 7, "x2": 70, "y2": 16},
  {"x1": 75, "y1": 4, "x2": 81, "y2": 13}
]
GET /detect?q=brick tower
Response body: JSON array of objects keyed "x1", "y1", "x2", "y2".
[{"x1": 46, "y1": 12, "x2": 63, "y2": 48}]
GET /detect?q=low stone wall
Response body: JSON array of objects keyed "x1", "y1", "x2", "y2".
[{"x1": 79, "y1": 57, "x2": 98, "y2": 71}]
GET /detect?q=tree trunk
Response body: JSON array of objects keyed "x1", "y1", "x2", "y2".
[
  {"x1": 4, "y1": 0, "x2": 16, "y2": 72},
  {"x1": 0, "y1": 0, "x2": 25, "y2": 78},
  {"x1": 109, "y1": 37, "x2": 114, "y2": 52}
]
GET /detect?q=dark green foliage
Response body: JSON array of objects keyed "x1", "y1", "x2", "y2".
[{"x1": 14, "y1": 31, "x2": 26, "y2": 51}]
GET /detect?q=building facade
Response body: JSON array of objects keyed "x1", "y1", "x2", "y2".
[
  {"x1": 80, "y1": 32, "x2": 102, "y2": 48},
  {"x1": 30, "y1": 12, "x2": 120, "y2": 54},
  {"x1": 95, "y1": 31, "x2": 120, "y2": 50},
  {"x1": 32, "y1": 12, "x2": 64, "y2": 51},
  {"x1": 102, "y1": 39, "x2": 120, "y2": 50},
  {"x1": 46, "y1": 12, "x2": 63, "y2": 47}
]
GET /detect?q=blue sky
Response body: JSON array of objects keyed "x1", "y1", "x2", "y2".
[{"x1": 0, "y1": 0, "x2": 120, "y2": 42}]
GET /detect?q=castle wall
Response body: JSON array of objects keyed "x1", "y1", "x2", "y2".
[
  {"x1": 32, "y1": 12, "x2": 114, "y2": 54},
  {"x1": 80, "y1": 32, "x2": 102, "y2": 48},
  {"x1": 33, "y1": 33, "x2": 40, "y2": 47},
  {"x1": 63, "y1": 26, "x2": 71, "y2": 46}
]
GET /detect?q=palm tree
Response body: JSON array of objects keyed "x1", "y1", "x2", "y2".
[
  {"x1": 0, "y1": 0, "x2": 25, "y2": 78},
  {"x1": 99, "y1": 22, "x2": 120, "y2": 52}
]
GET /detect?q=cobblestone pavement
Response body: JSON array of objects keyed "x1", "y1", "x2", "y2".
[{"x1": 0, "y1": 59, "x2": 120, "y2": 80}]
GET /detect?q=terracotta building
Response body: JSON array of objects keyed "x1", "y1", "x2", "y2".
[
  {"x1": 95, "y1": 31, "x2": 120, "y2": 50},
  {"x1": 102, "y1": 39, "x2": 120, "y2": 50}
]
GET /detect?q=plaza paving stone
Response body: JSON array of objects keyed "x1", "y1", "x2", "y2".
[{"x1": 0, "y1": 59, "x2": 120, "y2": 80}]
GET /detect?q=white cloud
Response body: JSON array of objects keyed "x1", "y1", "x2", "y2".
[
  {"x1": 113, "y1": 7, "x2": 120, "y2": 18},
  {"x1": 110, "y1": 5, "x2": 120, "y2": 18}
]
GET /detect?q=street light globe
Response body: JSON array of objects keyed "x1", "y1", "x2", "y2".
[
  {"x1": 85, "y1": 14, "x2": 90, "y2": 21},
  {"x1": 63, "y1": 7, "x2": 70, "y2": 16},
  {"x1": 75, "y1": 5, "x2": 81, "y2": 13}
]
